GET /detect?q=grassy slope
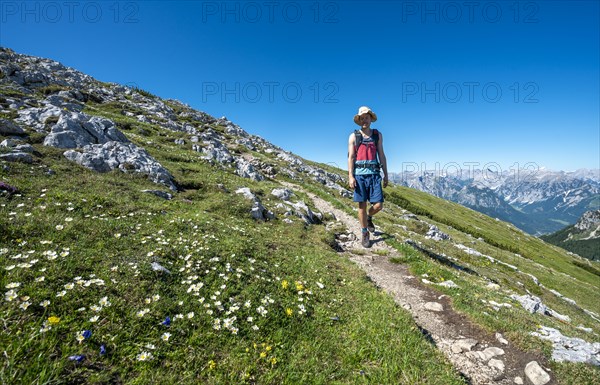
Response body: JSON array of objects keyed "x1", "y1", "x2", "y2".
[
  {"x1": 0, "y1": 123, "x2": 465, "y2": 384},
  {"x1": 1, "y1": 89, "x2": 599, "y2": 384}
]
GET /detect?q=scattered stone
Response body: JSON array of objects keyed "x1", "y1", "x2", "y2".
[
  {"x1": 236, "y1": 158, "x2": 264, "y2": 181},
  {"x1": 488, "y1": 358, "x2": 505, "y2": 373},
  {"x1": 437, "y1": 280, "x2": 459, "y2": 288},
  {"x1": 0, "y1": 152, "x2": 33, "y2": 163},
  {"x1": 524, "y1": 361, "x2": 551, "y2": 385},
  {"x1": 271, "y1": 187, "x2": 294, "y2": 201},
  {"x1": 576, "y1": 325, "x2": 593, "y2": 333},
  {"x1": 235, "y1": 187, "x2": 273, "y2": 221},
  {"x1": 466, "y1": 351, "x2": 487, "y2": 361},
  {"x1": 510, "y1": 294, "x2": 571, "y2": 322},
  {"x1": 451, "y1": 338, "x2": 478, "y2": 353},
  {"x1": 482, "y1": 347, "x2": 505, "y2": 360},
  {"x1": 514, "y1": 376, "x2": 524, "y2": 385},
  {"x1": 174, "y1": 138, "x2": 185, "y2": 145},
  {"x1": 1, "y1": 139, "x2": 19, "y2": 148},
  {"x1": 150, "y1": 262, "x2": 171, "y2": 274},
  {"x1": 0, "y1": 118, "x2": 25, "y2": 135},
  {"x1": 424, "y1": 302, "x2": 444, "y2": 312},
  {"x1": 426, "y1": 225, "x2": 451, "y2": 241},
  {"x1": 15, "y1": 144, "x2": 34, "y2": 153},
  {"x1": 495, "y1": 332, "x2": 509, "y2": 345}
]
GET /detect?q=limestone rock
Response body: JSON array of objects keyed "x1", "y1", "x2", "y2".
[
  {"x1": 271, "y1": 188, "x2": 294, "y2": 201},
  {"x1": 451, "y1": 338, "x2": 478, "y2": 353},
  {"x1": 0, "y1": 118, "x2": 24, "y2": 135},
  {"x1": 64, "y1": 141, "x2": 176, "y2": 190},
  {"x1": 44, "y1": 112, "x2": 128, "y2": 149},
  {"x1": 424, "y1": 302, "x2": 444, "y2": 312},
  {"x1": 524, "y1": 361, "x2": 551, "y2": 385},
  {"x1": 0, "y1": 152, "x2": 33, "y2": 163}
]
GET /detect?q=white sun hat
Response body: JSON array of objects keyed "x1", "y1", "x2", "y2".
[{"x1": 353, "y1": 106, "x2": 377, "y2": 125}]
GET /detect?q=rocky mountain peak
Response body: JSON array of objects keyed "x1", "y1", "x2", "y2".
[{"x1": 0, "y1": 47, "x2": 349, "y2": 198}]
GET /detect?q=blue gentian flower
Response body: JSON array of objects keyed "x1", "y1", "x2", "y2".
[
  {"x1": 100, "y1": 344, "x2": 106, "y2": 355},
  {"x1": 161, "y1": 316, "x2": 171, "y2": 326},
  {"x1": 82, "y1": 330, "x2": 92, "y2": 339},
  {"x1": 68, "y1": 354, "x2": 85, "y2": 362}
]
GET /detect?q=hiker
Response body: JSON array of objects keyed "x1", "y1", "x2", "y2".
[{"x1": 348, "y1": 106, "x2": 389, "y2": 248}]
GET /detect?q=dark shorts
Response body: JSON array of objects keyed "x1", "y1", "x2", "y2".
[{"x1": 353, "y1": 174, "x2": 384, "y2": 203}]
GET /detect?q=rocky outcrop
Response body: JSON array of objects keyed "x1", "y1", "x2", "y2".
[
  {"x1": 574, "y1": 210, "x2": 600, "y2": 232},
  {"x1": 64, "y1": 142, "x2": 176, "y2": 190},
  {"x1": 44, "y1": 112, "x2": 129, "y2": 148},
  {"x1": 531, "y1": 326, "x2": 600, "y2": 366}
]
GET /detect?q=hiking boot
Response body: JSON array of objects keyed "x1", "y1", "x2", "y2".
[
  {"x1": 367, "y1": 216, "x2": 375, "y2": 233},
  {"x1": 361, "y1": 231, "x2": 371, "y2": 248}
]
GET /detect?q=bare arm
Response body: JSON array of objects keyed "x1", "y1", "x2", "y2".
[
  {"x1": 377, "y1": 132, "x2": 388, "y2": 187},
  {"x1": 348, "y1": 133, "x2": 357, "y2": 188}
]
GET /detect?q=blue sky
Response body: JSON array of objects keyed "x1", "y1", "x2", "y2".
[{"x1": 1, "y1": 0, "x2": 599, "y2": 174}]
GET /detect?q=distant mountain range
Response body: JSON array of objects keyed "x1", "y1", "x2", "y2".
[{"x1": 389, "y1": 168, "x2": 600, "y2": 235}]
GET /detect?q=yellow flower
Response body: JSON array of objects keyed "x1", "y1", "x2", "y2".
[
  {"x1": 48, "y1": 316, "x2": 60, "y2": 325},
  {"x1": 285, "y1": 308, "x2": 293, "y2": 316},
  {"x1": 208, "y1": 360, "x2": 216, "y2": 370},
  {"x1": 295, "y1": 281, "x2": 304, "y2": 291},
  {"x1": 260, "y1": 351, "x2": 267, "y2": 358},
  {"x1": 265, "y1": 345, "x2": 272, "y2": 352},
  {"x1": 270, "y1": 357, "x2": 278, "y2": 365},
  {"x1": 281, "y1": 280, "x2": 289, "y2": 290}
]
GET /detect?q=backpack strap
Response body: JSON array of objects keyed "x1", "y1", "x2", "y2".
[
  {"x1": 354, "y1": 130, "x2": 362, "y2": 152},
  {"x1": 354, "y1": 129, "x2": 379, "y2": 151}
]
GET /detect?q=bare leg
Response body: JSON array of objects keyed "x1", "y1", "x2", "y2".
[
  {"x1": 358, "y1": 202, "x2": 368, "y2": 228},
  {"x1": 368, "y1": 202, "x2": 383, "y2": 217}
]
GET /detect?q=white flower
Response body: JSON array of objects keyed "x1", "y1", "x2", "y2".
[
  {"x1": 5, "y1": 282, "x2": 20, "y2": 289},
  {"x1": 5, "y1": 290, "x2": 18, "y2": 302},
  {"x1": 152, "y1": 294, "x2": 160, "y2": 302},
  {"x1": 251, "y1": 325, "x2": 259, "y2": 331},
  {"x1": 187, "y1": 312, "x2": 194, "y2": 319},
  {"x1": 161, "y1": 332, "x2": 171, "y2": 342},
  {"x1": 99, "y1": 297, "x2": 111, "y2": 307},
  {"x1": 55, "y1": 224, "x2": 64, "y2": 231},
  {"x1": 89, "y1": 315, "x2": 100, "y2": 322},
  {"x1": 65, "y1": 217, "x2": 73, "y2": 222},
  {"x1": 316, "y1": 282, "x2": 325, "y2": 289},
  {"x1": 90, "y1": 305, "x2": 102, "y2": 312},
  {"x1": 56, "y1": 290, "x2": 66, "y2": 297},
  {"x1": 35, "y1": 276, "x2": 45, "y2": 282},
  {"x1": 19, "y1": 301, "x2": 31, "y2": 310},
  {"x1": 136, "y1": 351, "x2": 154, "y2": 361},
  {"x1": 40, "y1": 300, "x2": 50, "y2": 307}
]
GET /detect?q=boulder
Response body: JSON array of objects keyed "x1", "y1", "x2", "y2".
[
  {"x1": 64, "y1": 141, "x2": 176, "y2": 190},
  {"x1": 44, "y1": 112, "x2": 128, "y2": 149},
  {"x1": 524, "y1": 361, "x2": 551, "y2": 385},
  {"x1": 0, "y1": 152, "x2": 33, "y2": 163},
  {"x1": 0, "y1": 118, "x2": 24, "y2": 135}
]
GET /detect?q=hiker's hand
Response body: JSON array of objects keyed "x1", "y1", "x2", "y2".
[
  {"x1": 383, "y1": 176, "x2": 388, "y2": 188},
  {"x1": 349, "y1": 176, "x2": 356, "y2": 189}
]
